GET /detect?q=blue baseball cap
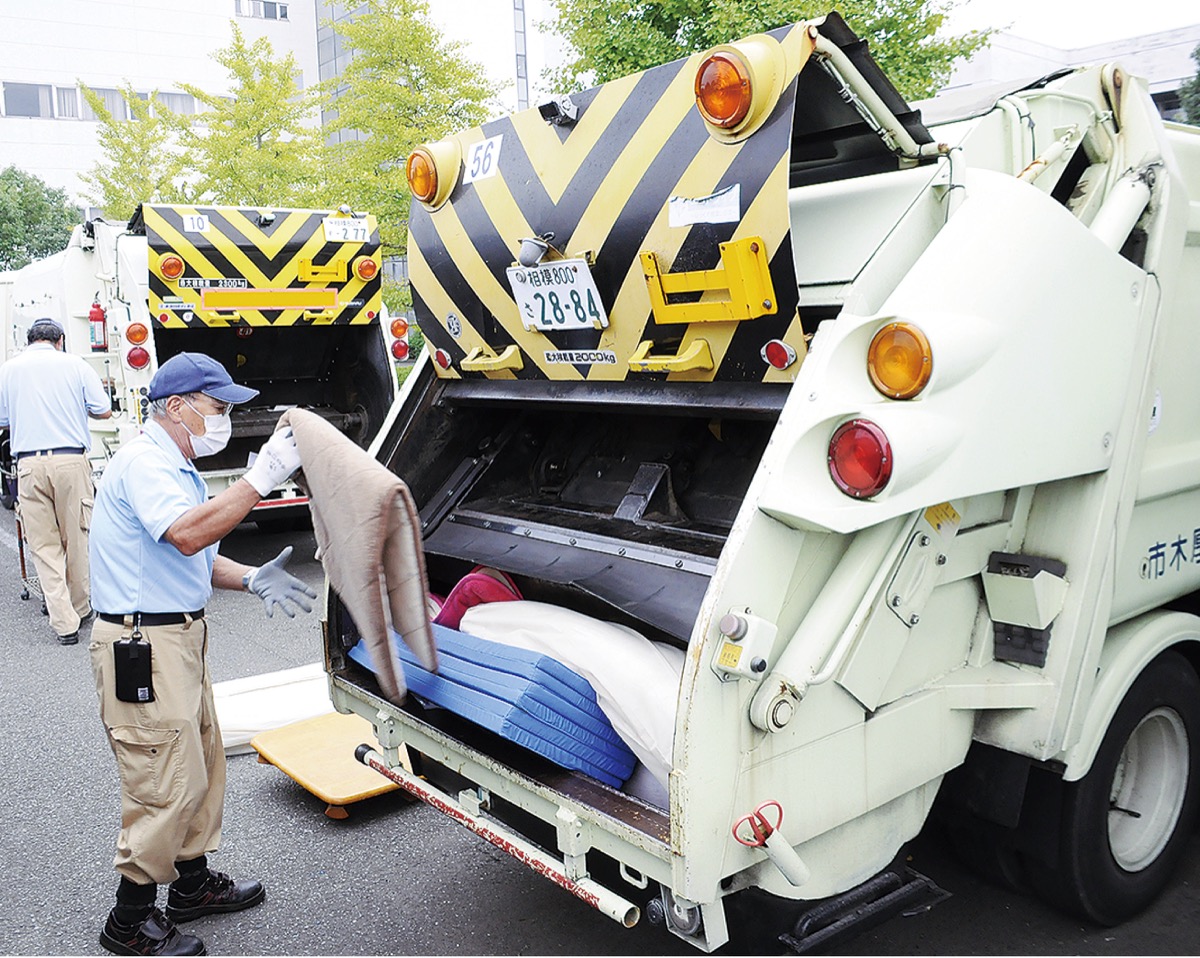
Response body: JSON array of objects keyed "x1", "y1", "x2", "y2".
[{"x1": 148, "y1": 352, "x2": 259, "y2": 404}]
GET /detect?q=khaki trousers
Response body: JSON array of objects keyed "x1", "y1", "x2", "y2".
[
  {"x1": 89, "y1": 616, "x2": 225, "y2": 886},
  {"x1": 16, "y1": 453, "x2": 93, "y2": 636}
]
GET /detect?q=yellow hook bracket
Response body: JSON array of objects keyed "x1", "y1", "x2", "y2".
[
  {"x1": 640, "y1": 236, "x2": 777, "y2": 325},
  {"x1": 628, "y1": 338, "x2": 713, "y2": 374},
  {"x1": 461, "y1": 344, "x2": 525, "y2": 373}
]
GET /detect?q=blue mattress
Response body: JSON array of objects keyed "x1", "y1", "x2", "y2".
[{"x1": 348, "y1": 624, "x2": 636, "y2": 786}]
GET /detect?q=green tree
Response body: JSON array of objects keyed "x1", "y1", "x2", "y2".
[
  {"x1": 320, "y1": 0, "x2": 497, "y2": 257},
  {"x1": 1181, "y1": 43, "x2": 1200, "y2": 125},
  {"x1": 543, "y1": 0, "x2": 992, "y2": 100},
  {"x1": 0, "y1": 166, "x2": 81, "y2": 270},
  {"x1": 179, "y1": 23, "x2": 327, "y2": 208},
  {"x1": 78, "y1": 82, "x2": 189, "y2": 221}
]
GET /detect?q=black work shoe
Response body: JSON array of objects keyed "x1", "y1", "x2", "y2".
[
  {"x1": 166, "y1": 870, "x2": 265, "y2": 923},
  {"x1": 58, "y1": 631, "x2": 79, "y2": 645},
  {"x1": 99, "y1": 907, "x2": 205, "y2": 956}
]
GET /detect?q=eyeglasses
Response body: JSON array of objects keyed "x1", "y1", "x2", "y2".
[{"x1": 186, "y1": 396, "x2": 233, "y2": 417}]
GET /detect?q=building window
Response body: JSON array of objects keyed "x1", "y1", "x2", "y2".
[
  {"x1": 157, "y1": 92, "x2": 195, "y2": 116},
  {"x1": 236, "y1": 0, "x2": 287, "y2": 18},
  {"x1": 81, "y1": 88, "x2": 128, "y2": 121},
  {"x1": 56, "y1": 87, "x2": 79, "y2": 118},
  {"x1": 3, "y1": 82, "x2": 53, "y2": 118}
]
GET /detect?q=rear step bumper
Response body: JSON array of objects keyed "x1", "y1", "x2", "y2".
[
  {"x1": 779, "y1": 863, "x2": 950, "y2": 953},
  {"x1": 355, "y1": 745, "x2": 641, "y2": 928}
]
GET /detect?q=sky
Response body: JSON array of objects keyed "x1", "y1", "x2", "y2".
[{"x1": 945, "y1": 0, "x2": 1200, "y2": 48}]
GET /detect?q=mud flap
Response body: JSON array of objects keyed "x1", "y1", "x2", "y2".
[{"x1": 778, "y1": 864, "x2": 950, "y2": 954}]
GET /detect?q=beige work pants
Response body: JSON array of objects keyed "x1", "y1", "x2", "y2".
[
  {"x1": 89, "y1": 616, "x2": 225, "y2": 886},
  {"x1": 16, "y1": 452, "x2": 93, "y2": 637}
]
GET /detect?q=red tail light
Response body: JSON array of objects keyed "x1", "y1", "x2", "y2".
[
  {"x1": 127, "y1": 347, "x2": 151, "y2": 370},
  {"x1": 391, "y1": 339, "x2": 410, "y2": 361},
  {"x1": 828, "y1": 419, "x2": 892, "y2": 499}
]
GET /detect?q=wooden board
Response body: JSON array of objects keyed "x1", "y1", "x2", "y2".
[{"x1": 251, "y1": 711, "x2": 407, "y2": 818}]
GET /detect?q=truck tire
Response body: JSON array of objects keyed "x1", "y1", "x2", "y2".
[{"x1": 1030, "y1": 650, "x2": 1200, "y2": 924}]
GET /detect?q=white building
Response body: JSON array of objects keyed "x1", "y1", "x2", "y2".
[
  {"x1": 0, "y1": 0, "x2": 319, "y2": 201},
  {"x1": 0, "y1": 0, "x2": 560, "y2": 203}
]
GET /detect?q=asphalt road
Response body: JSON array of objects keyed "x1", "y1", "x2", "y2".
[{"x1": 1, "y1": 508, "x2": 1199, "y2": 956}]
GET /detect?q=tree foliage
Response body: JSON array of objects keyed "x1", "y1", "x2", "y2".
[
  {"x1": 1182, "y1": 43, "x2": 1200, "y2": 126},
  {"x1": 78, "y1": 83, "x2": 188, "y2": 221},
  {"x1": 543, "y1": 0, "x2": 992, "y2": 100},
  {"x1": 178, "y1": 24, "x2": 327, "y2": 208},
  {"x1": 319, "y1": 0, "x2": 497, "y2": 256},
  {"x1": 0, "y1": 166, "x2": 81, "y2": 270}
]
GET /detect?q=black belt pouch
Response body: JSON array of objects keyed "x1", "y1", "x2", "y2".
[{"x1": 114, "y1": 636, "x2": 154, "y2": 703}]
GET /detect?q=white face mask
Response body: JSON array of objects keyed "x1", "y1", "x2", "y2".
[{"x1": 182, "y1": 397, "x2": 233, "y2": 458}]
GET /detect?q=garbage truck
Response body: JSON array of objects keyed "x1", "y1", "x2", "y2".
[
  {"x1": 1, "y1": 203, "x2": 402, "y2": 519},
  {"x1": 322, "y1": 11, "x2": 1200, "y2": 952}
]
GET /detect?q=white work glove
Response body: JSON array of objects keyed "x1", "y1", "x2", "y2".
[
  {"x1": 244, "y1": 427, "x2": 301, "y2": 496},
  {"x1": 244, "y1": 546, "x2": 318, "y2": 618}
]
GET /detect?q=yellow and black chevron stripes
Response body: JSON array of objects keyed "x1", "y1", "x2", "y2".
[
  {"x1": 410, "y1": 22, "x2": 811, "y2": 385},
  {"x1": 146, "y1": 205, "x2": 382, "y2": 329}
]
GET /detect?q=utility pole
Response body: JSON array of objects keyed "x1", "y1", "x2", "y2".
[{"x1": 514, "y1": 0, "x2": 529, "y2": 110}]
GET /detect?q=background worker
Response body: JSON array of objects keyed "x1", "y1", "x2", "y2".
[
  {"x1": 0, "y1": 317, "x2": 112, "y2": 644},
  {"x1": 88, "y1": 352, "x2": 317, "y2": 957}
]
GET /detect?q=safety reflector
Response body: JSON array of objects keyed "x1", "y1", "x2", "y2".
[
  {"x1": 760, "y1": 339, "x2": 797, "y2": 369},
  {"x1": 828, "y1": 419, "x2": 892, "y2": 499},
  {"x1": 434, "y1": 348, "x2": 452, "y2": 370}
]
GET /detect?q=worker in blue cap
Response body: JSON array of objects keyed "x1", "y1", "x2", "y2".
[{"x1": 87, "y1": 352, "x2": 317, "y2": 956}]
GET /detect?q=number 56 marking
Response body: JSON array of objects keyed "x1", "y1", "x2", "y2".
[{"x1": 463, "y1": 134, "x2": 503, "y2": 184}]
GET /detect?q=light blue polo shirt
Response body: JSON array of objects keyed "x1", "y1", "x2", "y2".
[
  {"x1": 0, "y1": 342, "x2": 111, "y2": 453},
  {"x1": 89, "y1": 420, "x2": 217, "y2": 614}
]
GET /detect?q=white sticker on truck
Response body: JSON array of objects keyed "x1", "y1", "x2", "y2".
[{"x1": 464, "y1": 135, "x2": 503, "y2": 184}]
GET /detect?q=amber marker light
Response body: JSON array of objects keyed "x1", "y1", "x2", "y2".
[
  {"x1": 406, "y1": 149, "x2": 438, "y2": 204},
  {"x1": 390, "y1": 317, "x2": 409, "y2": 339},
  {"x1": 354, "y1": 256, "x2": 379, "y2": 281},
  {"x1": 125, "y1": 322, "x2": 149, "y2": 345},
  {"x1": 695, "y1": 52, "x2": 752, "y2": 129},
  {"x1": 867, "y1": 322, "x2": 933, "y2": 400},
  {"x1": 159, "y1": 254, "x2": 185, "y2": 280}
]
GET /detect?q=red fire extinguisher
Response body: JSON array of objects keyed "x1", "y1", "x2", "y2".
[{"x1": 88, "y1": 301, "x2": 108, "y2": 352}]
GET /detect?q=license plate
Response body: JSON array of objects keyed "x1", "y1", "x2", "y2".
[
  {"x1": 322, "y1": 216, "x2": 371, "y2": 243},
  {"x1": 506, "y1": 259, "x2": 609, "y2": 331}
]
